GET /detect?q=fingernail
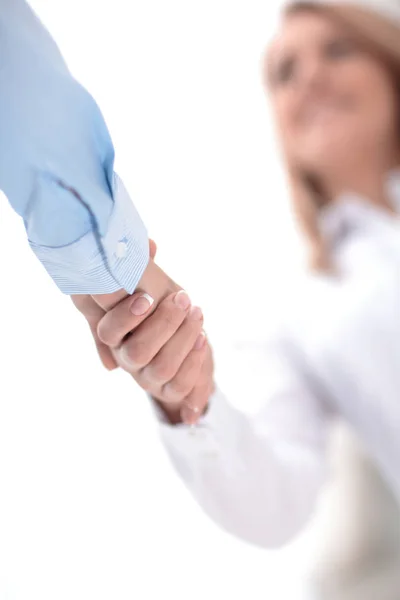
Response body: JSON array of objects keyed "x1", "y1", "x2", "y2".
[
  {"x1": 194, "y1": 331, "x2": 206, "y2": 350},
  {"x1": 189, "y1": 306, "x2": 203, "y2": 321},
  {"x1": 174, "y1": 290, "x2": 191, "y2": 310},
  {"x1": 130, "y1": 293, "x2": 154, "y2": 316}
]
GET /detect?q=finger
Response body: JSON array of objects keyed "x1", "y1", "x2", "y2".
[
  {"x1": 116, "y1": 291, "x2": 192, "y2": 371},
  {"x1": 94, "y1": 336, "x2": 119, "y2": 371},
  {"x1": 71, "y1": 295, "x2": 118, "y2": 370},
  {"x1": 181, "y1": 347, "x2": 215, "y2": 424},
  {"x1": 95, "y1": 261, "x2": 177, "y2": 314},
  {"x1": 142, "y1": 307, "x2": 204, "y2": 386},
  {"x1": 180, "y1": 377, "x2": 214, "y2": 425},
  {"x1": 159, "y1": 331, "x2": 207, "y2": 402},
  {"x1": 97, "y1": 292, "x2": 156, "y2": 348}
]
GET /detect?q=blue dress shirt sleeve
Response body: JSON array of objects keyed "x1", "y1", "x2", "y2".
[{"x1": 0, "y1": 0, "x2": 149, "y2": 294}]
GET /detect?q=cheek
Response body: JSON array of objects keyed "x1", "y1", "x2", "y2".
[
  {"x1": 370, "y1": 84, "x2": 398, "y2": 134},
  {"x1": 272, "y1": 95, "x2": 300, "y2": 146},
  {"x1": 360, "y1": 91, "x2": 397, "y2": 146},
  {"x1": 344, "y1": 66, "x2": 398, "y2": 134}
]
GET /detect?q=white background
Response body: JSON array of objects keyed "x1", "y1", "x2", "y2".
[{"x1": 0, "y1": 2, "x2": 319, "y2": 599}]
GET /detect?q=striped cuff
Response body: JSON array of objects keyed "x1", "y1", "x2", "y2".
[{"x1": 29, "y1": 173, "x2": 149, "y2": 295}]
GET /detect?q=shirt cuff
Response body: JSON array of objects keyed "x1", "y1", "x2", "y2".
[
  {"x1": 152, "y1": 388, "x2": 243, "y2": 461},
  {"x1": 28, "y1": 173, "x2": 149, "y2": 295}
]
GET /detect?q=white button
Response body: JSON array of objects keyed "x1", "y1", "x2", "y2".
[
  {"x1": 115, "y1": 241, "x2": 128, "y2": 259},
  {"x1": 188, "y1": 427, "x2": 207, "y2": 441}
]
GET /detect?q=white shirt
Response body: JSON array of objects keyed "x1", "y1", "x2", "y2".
[{"x1": 157, "y1": 175, "x2": 400, "y2": 549}]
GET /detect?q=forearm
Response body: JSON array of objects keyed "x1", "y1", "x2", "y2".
[
  {"x1": 0, "y1": 0, "x2": 148, "y2": 294},
  {"x1": 159, "y1": 387, "x2": 326, "y2": 548}
]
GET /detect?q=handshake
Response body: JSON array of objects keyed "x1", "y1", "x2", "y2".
[{"x1": 72, "y1": 240, "x2": 215, "y2": 425}]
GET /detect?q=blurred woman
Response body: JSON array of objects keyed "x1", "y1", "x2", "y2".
[{"x1": 90, "y1": 1, "x2": 400, "y2": 598}]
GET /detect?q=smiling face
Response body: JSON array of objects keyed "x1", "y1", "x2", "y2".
[{"x1": 267, "y1": 8, "x2": 400, "y2": 176}]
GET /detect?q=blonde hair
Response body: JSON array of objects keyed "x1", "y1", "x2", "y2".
[{"x1": 265, "y1": 3, "x2": 400, "y2": 271}]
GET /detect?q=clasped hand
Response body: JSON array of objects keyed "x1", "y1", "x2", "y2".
[{"x1": 72, "y1": 241, "x2": 214, "y2": 425}]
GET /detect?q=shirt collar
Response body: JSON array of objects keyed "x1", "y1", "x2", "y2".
[{"x1": 318, "y1": 169, "x2": 400, "y2": 247}]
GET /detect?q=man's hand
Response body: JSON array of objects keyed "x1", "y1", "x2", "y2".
[{"x1": 72, "y1": 239, "x2": 175, "y2": 371}]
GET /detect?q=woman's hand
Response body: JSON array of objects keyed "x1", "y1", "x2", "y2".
[{"x1": 97, "y1": 291, "x2": 215, "y2": 425}]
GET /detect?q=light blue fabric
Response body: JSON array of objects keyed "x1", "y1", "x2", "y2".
[{"x1": 0, "y1": 0, "x2": 149, "y2": 294}]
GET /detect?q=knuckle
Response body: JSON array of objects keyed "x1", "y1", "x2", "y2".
[
  {"x1": 161, "y1": 297, "x2": 186, "y2": 325},
  {"x1": 183, "y1": 319, "x2": 204, "y2": 338},
  {"x1": 123, "y1": 337, "x2": 150, "y2": 368},
  {"x1": 185, "y1": 352, "x2": 203, "y2": 374},
  {"x1": 162, "y1": 309, "x2": 181, "y2": 329},
  {"x1": 150, "y1": 359, "x2": 175, "y2": 383},
  {"x1": 97, "y1": 318, "x2": 117, "y2": 347},
  {"x1": 166, "y1": 377, "x2": 191, "y2": 400},
  {"x1": 136, "y1": 376, "x2": 153, "y2": 393}
]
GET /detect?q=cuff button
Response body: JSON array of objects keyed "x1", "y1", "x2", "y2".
[{"x1": 115, "y1": 240, "x2": 128, "y2": 259}]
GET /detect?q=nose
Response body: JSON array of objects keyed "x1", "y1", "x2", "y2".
[{"x1": 297, "y1": 56, "x2": 326, "y2": 92}]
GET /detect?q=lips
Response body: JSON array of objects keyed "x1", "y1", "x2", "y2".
[
  {"x1": 303, "y1": 104, "x2": 341, "y2": 123},
  {"x1": 298, "y1": 98, "x2": 353, "y2": 125}
]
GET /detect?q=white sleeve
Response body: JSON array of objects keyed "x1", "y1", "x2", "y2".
[{"x1": 157, "y1": 336, "x2": 333, "y2": 549}]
